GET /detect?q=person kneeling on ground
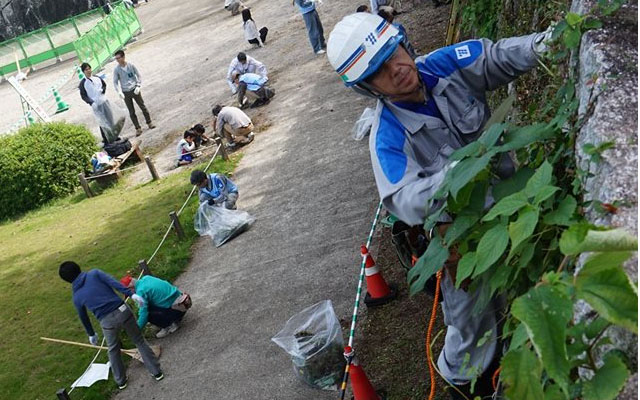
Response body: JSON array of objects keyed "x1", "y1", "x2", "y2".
[
  {"x1": 226, "y1": 52, "x2": 268, "y2": 95},
  {"x1": 58, "y1": 261, "x2": 163, "y2": 390},
  {"x1": 242, "y1": 8, "x2": 268, "y2": 47},
  {"x1": 225, "y1": 0, "x2": 244, "y2": 15},
  {"x1": 191, "y1": 169, "x2": 239, "y2": 210},
  {"x1": 231, "y1": 71, "x2": 275, "y2": 108},
  {"x1": 120, "y1": 275, "x2": 192, "y2": 339},
  {"x1": 212, "y1": 104, "x2": 255, "y2": 149},
  {"x1": 191, "y1": 123, "x2": 211, "y2": 148},
  {"x1": 176, "y1": 130, "x2": 196, "y2": 167}
]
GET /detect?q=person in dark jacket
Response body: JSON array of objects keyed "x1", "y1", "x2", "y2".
[{"x1": 58, "y1": 261, "x2": 164, "y2": 390}]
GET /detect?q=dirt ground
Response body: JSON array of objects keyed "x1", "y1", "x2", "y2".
[{"x1": 0, "y1": 0, "x2": 451, "y2": 398}]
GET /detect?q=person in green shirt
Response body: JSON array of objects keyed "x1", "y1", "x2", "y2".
[{"x1": 120, "y1": 275, "x2": 191, "y2": 338}]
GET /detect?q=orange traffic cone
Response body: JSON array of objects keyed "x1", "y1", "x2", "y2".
[
  {"x1": 362, "y1": 245, "x2": 397, "y2": 307},
  {"x1": 345, "y1": 346, "x2": 382, "y2": 400}
]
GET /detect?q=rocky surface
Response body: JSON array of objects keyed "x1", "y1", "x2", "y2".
[
  {"x1": 572, "y1": 0, "x2": 638, "y2": 395},
  {"x1": 0, "y1": 0, "x2": 103, "y2": 41}
]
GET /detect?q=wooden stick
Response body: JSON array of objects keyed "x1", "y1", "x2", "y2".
[{"x1": 41, "y1": 337, "x2": 161, "y2": 362}]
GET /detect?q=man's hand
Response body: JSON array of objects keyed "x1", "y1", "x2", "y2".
[
  {"x1": 207, "y1": 198, "x2": 216, "y2": 206},
  {"x1": 131, "y1": 293, "x2": 145, "y2": 307},
  {"x1": 133, "y1": 86, "x2": 141, "y2": 95},
  {"x1": 88, "y1": 335, "x2": 98, "y2": 346},
  {"x1": 118, "y1": 91, "x2": 125, "y2": 100}
]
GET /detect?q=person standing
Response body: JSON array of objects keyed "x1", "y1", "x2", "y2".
[
  {"x1": 293, "y1": 0, "x2": 326, "y2": 55},
  {"x1": 242, "y1": 9, "x2": 268, "y2": 47},
  {"x1": 226, "y1": 52, "x2": 268, "y2": 95},
  {"x1": 113, "y1": 50, "x2": 156, "y2": 136},
  {"x1": 79, "y1": 62, "x2": 124, "y2": 144},
  {"x1": 58, "y1": 261, "x2": 163, "y2": 390},
  {"x1": 326, "y1": 13, "x2": 553, "y2": 399}
]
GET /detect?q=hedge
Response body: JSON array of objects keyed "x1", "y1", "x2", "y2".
[{"x1": 0, "y1": 122, "x2": 97, "y2": 220}]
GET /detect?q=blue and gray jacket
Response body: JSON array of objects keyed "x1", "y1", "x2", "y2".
[
  {"x1": 294, "y1": 0, "x2": 316, "y2": 14},
  {"x1": 369, "y1": 33, "x2": 546, "y2": 226},
  {"x1": 239, "y1": 73, "x2": 268, "y2": 92},
  {"x1": 198, "y1": 173, "x2": 238, "y2": 204}
]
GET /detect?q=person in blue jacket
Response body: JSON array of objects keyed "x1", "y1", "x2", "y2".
[
  {"x1": 327, "y1": 13, "x2": 553, "y2": 399},
  {"x1": 293, "y1": 0, "x2": 326, "y2": 54},
  {"x1": 190, "y1": 170, "x2": 239, "y2": 210},
  {"x1": 231, "y1": 71, "x2": 275, "y2": 108},
  {"x1": 58, "y1": 261, "x2": 163, "y2": 390}
]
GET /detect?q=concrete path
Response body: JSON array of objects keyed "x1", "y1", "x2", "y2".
[{"x1": 115, "y1": 0, "x2": 379, "y2": 398}]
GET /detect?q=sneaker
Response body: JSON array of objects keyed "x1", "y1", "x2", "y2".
[
  {"x1": 225, "y1": 142, "x2": 237, "y2": 150},
  {"x1": 167, "y1": 321, "x2": 180, "y2": 334},
  {"x1": 247, "y1": 132, "x2": 254, "y2": 140},
  {"x1": 118, "y1": 377, "x2": 128, "y2": 390},
  {"x1": 156, "y1": 322, "x2": 180, "y2": 338},
  {"x1": 147, "y1": 122, "x2": 156, "y2": 129},
  {"x1": 135, "y1": 127, "x2": 143, "y2": 136},
  {"x1": 153, "y1": 372, "x2": 164, "y2": 381},
  {"x1": 315, "y1": 49, "x2": 326, "y2": 55}
]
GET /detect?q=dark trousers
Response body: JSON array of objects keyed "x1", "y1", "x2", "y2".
[
  {"x1": 248, "y1": 27, "x2": 269, "y2": 45},
  {"x1": 123, "y1": 90, "x2": 151, "y2": 129},
  {"x1": 148, "y1": 304, "x2": 185, "y2": 328}
]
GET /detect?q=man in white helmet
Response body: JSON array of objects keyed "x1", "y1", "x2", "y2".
[{"x1": 327, "y1": 13, "x2": 552, "y2": 399}]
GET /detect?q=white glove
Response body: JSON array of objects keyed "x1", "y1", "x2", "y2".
[
  {"x1": 88, "y1": 334, "x2": 98, "y2": 346},
  {"x1": 533, "y1": 23, "x2": 556, "y2": 55},
  {"x1": 133, "y1": 86, "x2": 141, "y2": 95},
  {"x1": 118, "y1": 91, "x2": 125, "y2": 100},
  {"x1": 131, "y1": 293, "x2": 145, "y2": 307}
]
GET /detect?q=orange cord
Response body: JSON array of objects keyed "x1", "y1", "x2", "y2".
[
  {"x1": 491, "y1": 366, "x2": 502, "y2": 391},
  {"x1": 426, "y1": 270, "x2": 443, "y2": 400}
]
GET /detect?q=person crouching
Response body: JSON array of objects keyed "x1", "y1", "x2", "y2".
[{"x1": 190, "y1": 170, "x2": 239, "y2": 210}]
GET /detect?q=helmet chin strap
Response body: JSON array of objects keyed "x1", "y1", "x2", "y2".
[{"x1": 354, "y1": 79, "x2": 425, "y2": 103}]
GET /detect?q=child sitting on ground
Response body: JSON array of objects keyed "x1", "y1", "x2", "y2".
[
  {"x1": 191, "y1": 123, "x2": 211, "y2": 148},
  {"x1": 176, "y1": 130, "x2": 196, "y2": 167}
]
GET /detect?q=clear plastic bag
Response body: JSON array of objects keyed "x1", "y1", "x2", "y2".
[
  {"x1": 193, "y1": 202, "x2": 255, "y2": 247},
  {"x1": 352, "y1": 107, "x2": 375, "y2": 141},
  {"x1": 271, "y1": 300, "x2": 346, "y2": 391},
  {"x1": 92, "y1": 96, "x2": 126, "y2": 143}
]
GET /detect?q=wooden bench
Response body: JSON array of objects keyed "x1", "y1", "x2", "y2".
[{"x1": 78, "y1": 139, "x2": 159, "y2": 197}]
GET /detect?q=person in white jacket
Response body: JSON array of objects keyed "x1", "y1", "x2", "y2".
[
  {"x1": 242, "y1": 9, "x2": 268, "y2": 47},
  {"x1": 224, "y1": 0, "x2": 244, "y2": 15},
  {"x1": 226, "y1": 52, "x2": 268, "y2": 94}
]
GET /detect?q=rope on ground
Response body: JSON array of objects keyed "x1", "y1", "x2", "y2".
[{"x1": 338, "y1": 200, "x2": 384, "y2": 400}]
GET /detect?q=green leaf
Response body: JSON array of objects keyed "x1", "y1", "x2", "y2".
[
  {"x1": 493, "y1": 168, "x2": 535, "y2": 201},
  {"x1": 552, "y1": 20, "x2": 568, "y2": 40},
  {"x1": 408, "y1": 232, "x2": 449, "y2": 296},
  {"x1": 508, "y1": 323, "x2": 529, "y2": 351},
  {"x1": 474, "y1": 223, "x2": 509, "y2": 277},
  {"x1": 455, "y1": 252, "x2": 476, "y2": 289},
  {"x1": 533, "y1": 185, "x2": 560, "y2": 205},
  {"x1": 482, "y1": 191, "x2": 529, "y2": 221},
  {"x1": 583, "y1": 354, "x2": 629, "y2": 400},
  {"x1": 560, "y1": 228, "x2": 638, "y2": 255},
  {"x1": 482, "y1": 94, "x2": 515, "y2": 131},
  {"x1": 478, "y1": 123, "x2": 506, "y2": 148},
  {"x1": 501, "y1": 347, "x2": 545, "y2": 400},
  {"x1": 450, "y1": 141, "x2": 483, "y2": 161},
  {"x1": 445, "y1": 211, "x2": 480, "y2": 246},
  {"x1": 543, "y1": 195, "x2": 577, "y2": 226},
  {"x1": 585, "y1": 316, "x2": 610, "y2": 339},
  {"x1": 563, "y1": 26, "x2": 582, "y2": 48},
  {"x1": 498, "y1": 123, "x2": 555, "y2": 152},
  {"x1": 525, "y1": 161, "x2": 553, "y2": 198},
  {"x1": 517, "y1": 242, "x2": 536, "y2": 269},
  {"x1": 583, "y1": 18, "x2": 603, "y2": 30},
  {"x1": 447, "y1": 181, "x2": 475, "y2": 214},
  {"x1": 544, "y1": 384, "x2": 566, "y2": 400},
  {"x1": 576, "y1": 252, "x2": 638, "y2": 333},
  {"x1": 511, "y1": 286, "x2": 573, "y2": 394},
  {"x1": 508, "y1": 205, "x2": 539, "y2": 255},
  {"x1": 565, "y1": 12, "x2": 584, "y2": 28},
  {"x1": 449, "y1": 152, "x2": 494, "y2": 199}
]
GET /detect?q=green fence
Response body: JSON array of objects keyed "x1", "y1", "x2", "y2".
[
  {"x1": 73, "y1": 3, "x2": 142, "y2": 71},
  {"x1": 0, "y1": 8, "x2": 106, "y2": 78}
]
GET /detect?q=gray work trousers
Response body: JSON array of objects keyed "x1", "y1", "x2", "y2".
[
  {"x1": 437, "y1": 271, "x2": 498, "y2": 385},
  {"x1": 99, "y1": 304, "x2": 161, "y2": 385},
  {"x1": 123, "y1": 90, "x2": 151, "y2": 129},
  {"x1": 302, "y1": 10, "x2": 325, "y2": 53}
]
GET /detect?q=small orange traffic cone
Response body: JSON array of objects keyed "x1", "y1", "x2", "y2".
[
  {"x1": 345, "y1": 346, "x2": 382, "y2": 400},
  {"x1": 362, "y1": 245, "x2": 397, "y2": 307}
]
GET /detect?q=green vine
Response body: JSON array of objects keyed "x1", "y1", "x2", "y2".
[{"x1": 410, "y1": 1, "x2": 636, "y2": 399}]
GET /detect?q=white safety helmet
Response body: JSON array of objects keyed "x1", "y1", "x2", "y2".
[{"x1": 327, "y1": 13, "x2": 404, "y2": 87}]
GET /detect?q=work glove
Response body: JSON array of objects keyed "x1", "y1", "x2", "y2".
[
  {"x1": 533, "y1": 23, "x2": 556, "y2": 55},
  {"x1": 207, "y1": 198, "x2": 217, "y2": 206},
  {"x1": 131, "y1": 293, "x2": 145, "y2": 307},
  {"x1": 88, "y1": 334, "x2": 98, "y2": 346},
  {"x1": 133, "y1": 86, "x2": 141, "y2": 95},
  {"x1": 118, "y1": 91, "x2": 125, "y2": 100}
]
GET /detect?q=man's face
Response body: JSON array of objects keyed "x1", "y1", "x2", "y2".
[
  {"x1": 115, "y1": 54, "x2": 125, "y2": 66},
  {"x1": 365, "y1": 46, "x2": 420, "y2": 99},
  {"x1": 84, "y1": 66, "x2": 92, "y2": 77},
  {"x1": 198, "y1": 177, "x2": 209, "y2": 188}
]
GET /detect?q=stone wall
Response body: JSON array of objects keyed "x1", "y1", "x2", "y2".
[
  {"x1": 572, "y1": 0, "x2": 638, "y2": 397},
  {"x1": 0, "y1": 0, "x2": 103, "y2": 41}
]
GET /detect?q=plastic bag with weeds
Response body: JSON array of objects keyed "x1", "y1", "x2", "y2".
[
  {"x1": 271, "y1": 300, "x2": 346, "y2": 391},
  {"x1": 194, "y1": 202, "x2": 255, "y2": 247},
  {"x1": 352, "y1": 107, "x2": 374, "y2": 141}
]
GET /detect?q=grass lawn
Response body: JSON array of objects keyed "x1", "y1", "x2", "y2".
[{"x1": 0, "y1": 153, "x2": 240, "y2": 400}]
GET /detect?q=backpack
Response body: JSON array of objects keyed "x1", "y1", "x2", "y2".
[{"x1": 103, "y1": 138, "x2": 132, "y2": 158}]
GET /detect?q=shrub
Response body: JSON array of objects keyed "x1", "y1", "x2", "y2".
[{"x1": 0, "y1": 122, "x2": 97, "y2": 220}]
